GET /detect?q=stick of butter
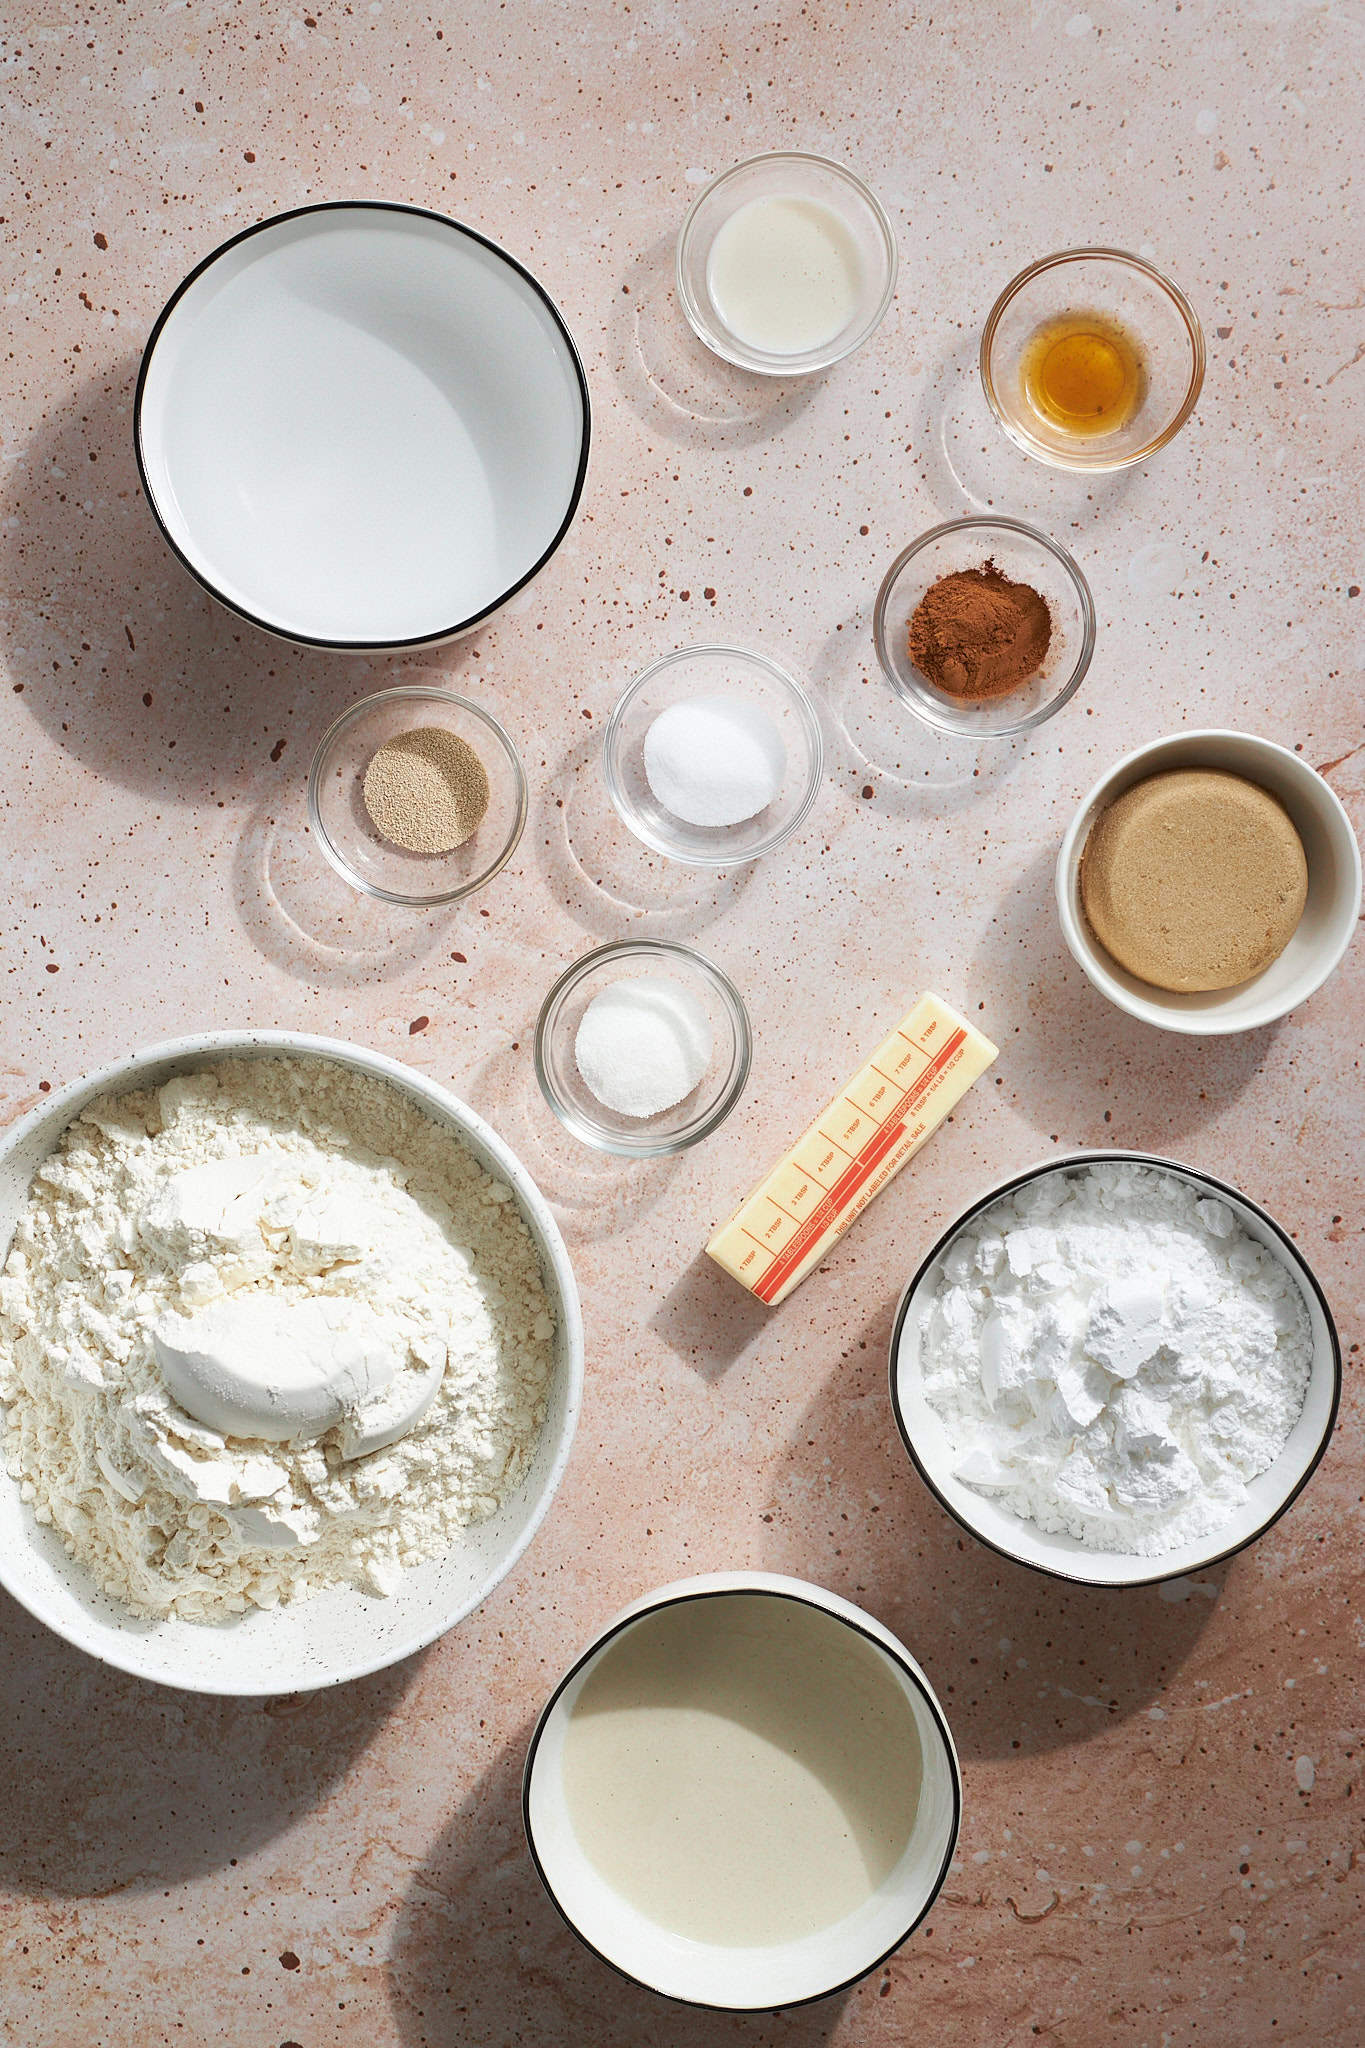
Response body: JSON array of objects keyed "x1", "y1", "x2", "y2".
[{"x1": 706, "y1": 993, "x2": 997, "y2": 1307}]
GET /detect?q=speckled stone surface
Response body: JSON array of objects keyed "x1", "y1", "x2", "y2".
[{"x1": 1, "y1": 3, "x2": 1362, "y2": 2044}]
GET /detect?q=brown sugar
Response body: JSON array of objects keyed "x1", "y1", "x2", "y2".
[
  {"x1": 1079, "y1": 769, "x2": 1309, "y2": 992},
  {"x1": 907, "y1": 560, "x2": 1053, "y2": 701}
]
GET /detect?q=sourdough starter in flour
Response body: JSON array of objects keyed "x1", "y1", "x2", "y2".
[
  {"x1": 0, "y1": 1057, "x2": 556, "y2": 1621},
  {"x1": 917, "y1": 1162, "x2": 1312, "y2": 1554}
]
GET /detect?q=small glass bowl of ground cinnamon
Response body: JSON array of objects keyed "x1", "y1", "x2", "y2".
[{"x1": 873, "y1": 516, "x2": 1095, "y2": 738}]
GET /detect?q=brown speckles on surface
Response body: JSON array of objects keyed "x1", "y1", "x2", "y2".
[{"x1": 0, "y1": 3, "x2": 1362, "y2": 2046}]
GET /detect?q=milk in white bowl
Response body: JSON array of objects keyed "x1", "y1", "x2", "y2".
[{"x1": 523, "y1": 1572, "x2": 960, "y2": 2009}]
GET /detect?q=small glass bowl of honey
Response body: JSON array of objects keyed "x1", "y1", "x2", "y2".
[{"x1": 979, "y1": 248, "x2": 1204, "y2": 472}]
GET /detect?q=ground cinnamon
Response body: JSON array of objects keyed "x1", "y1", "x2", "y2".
[{"x1": 907, "y1": 560, "x2": 1052, "y2": 701}]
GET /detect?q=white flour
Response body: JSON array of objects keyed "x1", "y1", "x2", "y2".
[
  {"x1": 917, "y1": 1162, "x2": 1312, "y2": 1555},
  {"x1": 0, "y1": 1057, "x2": 556, "y2": 1622}
]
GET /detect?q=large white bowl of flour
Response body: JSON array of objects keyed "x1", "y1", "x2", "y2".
[
  {"x1": 0, "y1": 1032, "x2": 583, "y2": 1694},
  {"x1": 890, "y1": 1152, "x2": 1340, "y2": 1588}
]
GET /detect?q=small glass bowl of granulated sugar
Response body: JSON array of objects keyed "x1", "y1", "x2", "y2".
[
  {"x1": 309, "y1": 686, "x2": 527, "y2": 906},
  {"x1": 603, "y1": 645, "x2": 824, "y2": 867},
  {"x1": 535, "y1": 938, "x2": 751, "y2": 1156}
]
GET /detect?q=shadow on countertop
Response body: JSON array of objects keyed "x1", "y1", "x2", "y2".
[
  {"x1": 533, "y1": 733, "x2": 757, "y2": 940},
  {"x1": 761, "y1": 1290, "x2": 1229, "y2": 1763},
  {"x1": 0, "y1": 356, "x2": 457, "y2": 803},
  {"x1": 387, "y1": 1721, "x2": 852, "y2": 2048},
  {"x1": 649, "y1": 1249, "x2": 775, "y2": 1382},
  {"x1": 970, "y1": 844, "x2": 1278, "y2": 1152},
  {"x1": 0, "y1": 1587, "x2": 420, "y2": 1897},
  {"x1": 609, "y1": 234, "x2": 818, "y2": 454}
]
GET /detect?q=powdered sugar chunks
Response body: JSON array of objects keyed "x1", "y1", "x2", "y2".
[{"x1": 917, "y1": 1162, "x2": 1313, "y2": 1555}]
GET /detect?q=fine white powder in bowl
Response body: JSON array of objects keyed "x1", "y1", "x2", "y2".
[
  {"x1": 916, "y1": 1161, "x2": 1313, "y2": 1556},
  {"x1": 642, "y1": 695, "x2": 786, "y2": 828},
  {"x1": 574, "y1": 976, "x2": 714, "y2": 1119},
  {"x1": 0, "y1": 1057, "x2": 556, "y2": 1622}
]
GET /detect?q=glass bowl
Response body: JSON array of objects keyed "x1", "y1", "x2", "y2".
[
  {"x1": 873, "y1": 517, "x2": 1096, "y2": 739},
  {"x1": 980, "y1": 247, "x2": 1205, "y2": 472},
  {"x1": 603, "y1": 645, "x2": 824, "y2": 866},
  {"x1": 676, "y1": 152, "x2": 898, "y2": 375},
  {"x1": 307, "y1": 686, "x2": 527, "y2": 906},
  {"x1": 535, "y1": 939, "x2": 751, "y2": 1157}
]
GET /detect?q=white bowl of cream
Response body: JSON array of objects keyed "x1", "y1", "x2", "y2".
[{"x1": 523, "y1": 1572, "x2": 960, "y2": 2009}]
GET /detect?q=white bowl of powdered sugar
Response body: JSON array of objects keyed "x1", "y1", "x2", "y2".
[
  {"x1": 890, "y1": 1153, "x2": 1340, "y2": 1587},
  {"x1": 0, "y1": 1032, "x2": 583, "y2": 1693}
]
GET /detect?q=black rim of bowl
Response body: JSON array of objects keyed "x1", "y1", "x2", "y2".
[
  {"x1": 888, "y1": 1149, "x2": 1343, "y2": 1591},
  {"x1": 521, "y1": 1581, "x2": 963, "y2": 2012},
  {"x1": 133, "y1": 199, "x2": 592, "y2": 651}
]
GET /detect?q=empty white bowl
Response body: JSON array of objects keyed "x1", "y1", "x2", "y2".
[
  {"x1": 1056, "y1": 730, "x2": 1361, "y2": 1033},
  {"x1": 890, "y1": 1152, "x2": 1341, "y2": 1589},
  {"x1": 0, "y1": 1031, "x2": 584, "y2": 1694},
  {"x1": 523, "y1": 1572, "x2": 961, "y2": 2009},
  {"x1": 136, "y1": 202, "x2": 590, "y2": 649}
]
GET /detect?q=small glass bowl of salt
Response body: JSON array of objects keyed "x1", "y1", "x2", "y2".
[
  {"x1": 602, "y1": 645, "x2": 824, "y2": 866},
  {"x1": 535, "y1": 939, "x2": 751, "y2": 1156}
]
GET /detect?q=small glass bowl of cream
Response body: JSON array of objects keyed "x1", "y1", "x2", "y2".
[
  {"x1": 980, "y1": 248, "x2": 1205, "y2": 472},
  {"x1": 308, "y1": 685, "x2": 527, "y2": 906},
  {"x1": 603, "y1": 645, "x2": 824, "y2": 866},
  {"x1": 535, "y1": 939, "x2": 751, "y2": 1157},
  {"x1": 676, "y1": 152, "x2": 898, "y2": 375}
]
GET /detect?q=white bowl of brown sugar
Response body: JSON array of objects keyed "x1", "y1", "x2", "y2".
[{"x1": 1056, "y1": 729, "x2": 1361, "y2": 1034}]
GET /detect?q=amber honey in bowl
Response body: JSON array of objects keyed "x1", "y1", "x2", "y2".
[{"x1": 1020, "y1": 309, "x2": 1146, "y2": 437}]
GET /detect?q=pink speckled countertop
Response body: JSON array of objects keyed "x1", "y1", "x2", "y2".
[{"x1": 1, "y1": 3, "x2": 1361, "y2": 2044}]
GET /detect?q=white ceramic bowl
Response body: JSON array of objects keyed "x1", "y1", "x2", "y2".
[
  {"x1": 0, "y1": 1031, "x2": 584, "y2": 1694},
  {"x1": 523, "y1": 1571, "x2": 961, "y2": 2010},
  {"x1": 136, "y1": 202, "x2": 590, "y2": 649},
  {"x1": 890, "y1": 1152, "x2": 1342, "y2": 1589},
  {"x1": 1056, "y1": 729, "x2": 1361, "y2": 1033}
]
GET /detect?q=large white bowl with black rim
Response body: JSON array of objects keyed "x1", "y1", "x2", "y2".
[
  {"x1": 889, "y1": 1151, "x2": 1341, "y2": 1589},
  {"x1": 0, "y1": 1031, "x2": 584, "y2": 1695},
  {"x1": 522, "y1": 1571, "x2": 961, "y2": 2011},
  {"x1": 135, "y1": 202, "x2": 590, "y2": 649}
]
